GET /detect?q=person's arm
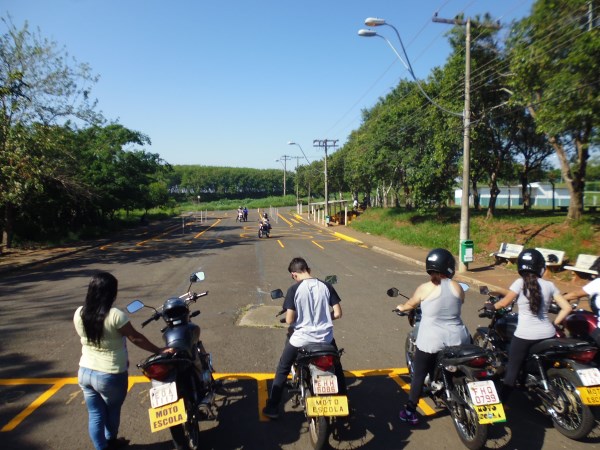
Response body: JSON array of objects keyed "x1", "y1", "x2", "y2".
[
  {"x1": 332, "y1": 303, "x2": 342, "y2": 320},
  {"x1": 285, "y1": 309, "x2": 296, "y2": 325},
  {"x1": 553, "y1": 293, "x2": 573, "y2": 326},
  {"x1": 397, "y1": 284, "x2": 424, "y2": 312},
  {"x1": 118, "y1": 322, "x2": 162, "y2": 353},
  {"x1": 492, "y1": 290, "x2": 517, "y2": 309},
  {"x1": 563, "y1": 288, "x2": 587, "y2": 302}
]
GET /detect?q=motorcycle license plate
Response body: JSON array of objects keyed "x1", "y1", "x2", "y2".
[
  {"x1": 148, "y1": 397, "x2": 187, "y2": 432},
  {"x1": 475, "y1": 403, "x2": 506, "y2": 424},
  {"x1": 576, "y1": 368, "x2": 600, "y2": 387},
  {"x1": 467, "y1": 380, "x2": 501, "y2": 406},
  {"x1": 313, "y1": 374, "x2": 339, "y2": 394},
  {"x1": 577, "y1": 387, "x2": 600, "y2": 405},
  {"x1": 149, "y1": 382, "x2": 178, "y2": 408},
  {"x1": 306, "y1": 395, "x2": 349, "y2": 417}
]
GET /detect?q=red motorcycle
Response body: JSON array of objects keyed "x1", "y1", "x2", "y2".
[{"x1": 563, "y1": 298, "x2": 600, "y2": 364}]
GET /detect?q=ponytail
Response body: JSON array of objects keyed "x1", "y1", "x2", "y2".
[{"x1": 522, "y1": 272, "x2": 542, "y2": 316}]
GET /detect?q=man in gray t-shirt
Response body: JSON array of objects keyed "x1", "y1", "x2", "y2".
[{"x1": 262, "y1": 257, "x2": 345, "y2": 419}]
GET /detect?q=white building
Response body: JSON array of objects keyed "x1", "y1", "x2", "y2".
[{"x1": 455, "y1": 182, "x2": 572, "y2": 208}]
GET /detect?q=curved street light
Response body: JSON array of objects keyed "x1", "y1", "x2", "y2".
[
  {"x1": 288, "y1": 141, "x2": 312, "y2": 203},
  {"x1": 359, "y1": 16, "x2": 472, "y2": 272}
]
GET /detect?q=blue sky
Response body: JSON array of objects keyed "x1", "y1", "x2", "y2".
[{"x1": 3, "y1": 0, "x2": 534, "y2": 169}]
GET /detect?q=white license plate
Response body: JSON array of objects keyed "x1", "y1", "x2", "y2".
[
  {"x1": 577, "y1": 368, "x2": 600, "y2": 387},
  {"x1": 467, "y1": 380, "x2": 500, "y2": 406},
  {"x1": 149, "y1": 382, "x2": 178, "y2": 408},
  {"x1": 313, "y1": 374, "x2": 338, "y2": 395}
]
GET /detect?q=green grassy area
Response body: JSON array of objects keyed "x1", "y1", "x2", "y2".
[{"x1": 348, "y1": 207, "x2": 600, "y2": 265}]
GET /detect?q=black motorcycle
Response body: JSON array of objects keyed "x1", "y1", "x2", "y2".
[
  {"x1": 388, "y1": 286, "x2": 503, "y2": 450},
  {"x1": 474, "y1": 286, "x2": 600, "y2": 440},
  {"x1": 270, "y1": 275, "x2": 348, "y2": 450},
  {"x1": 127, "y1": 272, "x2": 218, "y2": 450},
  {"x1": 258, "y1": 221, "x2": 270, "y2": 238}
]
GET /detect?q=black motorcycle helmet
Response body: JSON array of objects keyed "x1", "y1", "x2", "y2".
[
  {"x1": 517, "y1": 248, "x2": 546, "y2": 277},
  {"x1": 162, "y1": 297, "x2": 189, "y2": 326},
  {"x1": 425, "y1": 248, "x2": 456, "y2": 278}
]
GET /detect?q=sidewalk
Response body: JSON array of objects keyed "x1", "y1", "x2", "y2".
[
  {"x1": 0, "y1": 215, "x2": 588, "y2": 297},
  {"x1": 296, "y1": 213, "x2": 588, "y2": 296}
]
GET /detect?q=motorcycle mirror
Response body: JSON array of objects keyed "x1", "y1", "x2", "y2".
[
  {"x1": 126, "y1": 300, "x2": 145, "y2": 314},
  {"x1": 324, "y1": 275, "x2": 337, "y2": 284},
  {"x1": 387, "y1": 288, "x2": 400, "y2": 298},
  {"x1": 458, "y1": 282, "x2": 469, "y2": 292},
  {"x1": 270, "y1": 289, "x2": 284, "y2": 300},
  {"x1": 190, "y1": 272, "x2": 205, "y2": 283},
  {"x1": 479, "y1": 286, "x2": 490, "y2": 295}
]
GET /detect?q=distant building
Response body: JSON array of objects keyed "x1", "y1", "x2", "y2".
[{"x1": 455, "y1": 182, "x2": 571, "y2": 208}]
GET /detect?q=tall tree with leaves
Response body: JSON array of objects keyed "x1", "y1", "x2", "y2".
[
  {"x1": 0, "y1": 16, "x2": 100, "y2": 246},
  {"x1": 506, "y1": 0, "x2": 600, "y2": 219}
]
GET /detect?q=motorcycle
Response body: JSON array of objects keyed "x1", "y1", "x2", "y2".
[
  {"x1": 270, "y1": 275, "x2": 348, "y2": 450},
  {"x1": 236, "y1": 210, "x2": 244, "y2": 222},
  {"x1": 126, "y1": 272, "x2": 218, "y2": 450},
  {"x1": 258, "y1": 221, "x2": 270, "y2": 238},
  {"x1": 387, "y1": 285, "x2": 503, "y2": 450},
  {"x1": 562, "y1": 297, "x2": 600, "y2": 365},
  {"x1": 474, "y1": 286, "x2": 600, "y2": 440}
]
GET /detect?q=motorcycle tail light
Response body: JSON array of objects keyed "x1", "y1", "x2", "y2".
[
  {"x1": 142, "y1": 363, "x2": 174, "y2": 381},
  {"x1": 467, "y1": 356, "x2": 488, "y2": 368},
  {"x1": 569, "y1": 349, "x2": 597, "y2": 364},
  {"x1": 312, "y1": 355, "x2": 335, "y2": 371}
]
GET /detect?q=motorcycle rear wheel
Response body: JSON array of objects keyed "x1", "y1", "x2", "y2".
[
  {"x1": 547, "y1": 368, "x2": 595, "y2": 440},
  {"x1": 450, "y1": 380, "x2": 488, "y2": 450},
  {"x1": 303, "y1": 380, "x2": 330, "y2": 450},
  {"x1": 169, "y1": 397, "x2": 200, "y2": 450}
]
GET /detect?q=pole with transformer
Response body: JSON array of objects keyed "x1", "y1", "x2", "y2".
[{"x1": 432, "y1": 13, "x2": 500, "y2": 272}]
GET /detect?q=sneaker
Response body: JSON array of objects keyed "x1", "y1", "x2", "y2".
[
  {"x1": 399, "y1": 408, "x2": 419, "y2": 425},
  {"x1": 262, "y1": 403, "x2": 279, "y2": 420},
  {"x1": 106, "y1": 437, "x2": 130, "y2": 449}
]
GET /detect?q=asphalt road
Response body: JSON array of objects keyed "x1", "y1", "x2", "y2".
[{"x1": 0, "y1": 210, "x2": 598, "y2": 450}]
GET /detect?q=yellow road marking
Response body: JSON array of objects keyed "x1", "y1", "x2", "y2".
[
  {"x1": 0, "y1": 368, "x2": 431, "y2": 431},
  {"x1": 312, "y1": 240, "x2": 324, "y2": 249},
  {"x1": 194, "y1": 219, "x2": 220, "y2": 238},
  {"x1": 277, "y1": 214, "x2": 294, "y2": 227},
  {"x1": 277, "y1": 240, "x2": 284, "y2": 248}
]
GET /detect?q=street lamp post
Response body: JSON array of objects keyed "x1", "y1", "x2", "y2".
[
  {"x1": 288, "y1": 141, "x2": 312, "y2": 203},
  {"x1": 359, "y1": 17, "x2": 472, "y2": 272},
  {"x1": 313, "y1": 139, "x2": 338, "y2": 220},
  {"x1": 275, "y1": 157, "x2": 288, "y2": 197}
]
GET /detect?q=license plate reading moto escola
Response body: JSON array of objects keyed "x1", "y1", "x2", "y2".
[
  {"x1": 148, "y1": 397, "x2": 187, "y2": 432},
  {"x1": 149, "y1": 382, "x2": 178, "y2": 408},
  {"x1": 313, "y1": 374, "x2": 338, "y2": 395},
  {"x1": 306, "y1": 395, "x2": 349, "y2": 417}
]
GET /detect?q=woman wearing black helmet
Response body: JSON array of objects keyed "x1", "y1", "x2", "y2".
[
  {"x1": 395, "y1": 248, "x2": 470, "y2": 425},
  {"x1": 485, "y1": 248, "x2": 572, "y2": 402}
]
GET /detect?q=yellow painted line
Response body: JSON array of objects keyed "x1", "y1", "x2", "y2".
[
  {"x1": 194, "y1": 218, "x2": 221, "y2": 238},
  {"x1": 277, "y1": 240, "x2": 284, "y2": 248},
  {"x1": 332, "y1": 232, "x2": 364, "y2": 245},
  {"x1": 390, "y1": 375, "x2": 436, "y2": 416},
  {"x1": 1, "y1": 379, "x2": 70, "y2": 432},
  {"x1": 277, "y1": 214, "x2": 294, "y2": 227},
  {"x1": 258, "y1": 379, "x2": 269, "y2": 422},
  {"x1": 312, "y1": 240, "x2": 324, "y2": 250}
]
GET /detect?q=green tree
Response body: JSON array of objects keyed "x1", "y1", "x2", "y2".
[
  {"x1": 0, "y1": 16, "x2": 100, "y2": 247},
  {"x1": 506, "y1": 0, "x2": 600, "y2": 219}
]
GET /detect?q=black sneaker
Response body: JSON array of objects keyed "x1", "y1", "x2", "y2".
[{"x1": 262, "y1": 404, "x2": 279, "y2": 419}]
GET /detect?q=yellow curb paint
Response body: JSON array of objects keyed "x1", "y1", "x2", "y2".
[
  {"x1": 332, "y1": 232, "x2": 364, "y2": 245},
  {"x1": 258, "y1": 379, "x2": 269, "y2": 422}
]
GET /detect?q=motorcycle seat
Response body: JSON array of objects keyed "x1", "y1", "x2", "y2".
[
  {"x1": 297, "y1": 343, "x2": 339, "y2": 361},
  {"x1": 438, "y1": 344, "x2": 488, "y2": 364},
  {"x1": 529, "y1": 337, "x2": 593, "y2": 355}
]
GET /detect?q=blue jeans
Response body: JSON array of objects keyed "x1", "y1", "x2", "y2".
[{"x1": 78, "y1": 367, "x2": 128, "y2": 450}]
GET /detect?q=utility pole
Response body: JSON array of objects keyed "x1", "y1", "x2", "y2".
[
  {"x1": 277, "y1": 155, "x2": 292, "y2": 196},
  {"x1": 313, "y1": 139, "x2": 338, "y2": 219},
  {"x1": 433, "y1": 13, "x2": 500, "y2": 273}
]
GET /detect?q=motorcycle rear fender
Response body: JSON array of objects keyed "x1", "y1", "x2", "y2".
[{"x1": 308, "y1": 364, "x2": 335, "y2": 378}]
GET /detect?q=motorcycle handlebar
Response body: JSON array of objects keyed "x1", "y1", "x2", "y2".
[{"x1": 141, "y1": 313, "x2": 159, "y2": 328}]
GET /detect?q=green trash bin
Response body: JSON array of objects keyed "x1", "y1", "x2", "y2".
[{"x1": 460, "y1": 240, "x2": 474, "y2": 264}]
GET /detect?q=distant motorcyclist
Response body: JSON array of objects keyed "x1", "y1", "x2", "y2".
[
  {"x1": 260, "y1": 212, "x2": 271, "y2": 230},
  {"x1": 243, "y1": 206, "x2": 248, "y2": 222},
  {"x1": 236, "y1": 206, "x2": 244, "y2": 222}
]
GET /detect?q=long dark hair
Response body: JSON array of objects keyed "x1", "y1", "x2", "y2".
[
  {"x1": 80, "y1": 272, "x2": 118, "y2": 345},
  {"x1": 430, "y1": 272, "x2": 443, "y2": 286},
  {"x1": 522, "y1": 272, "x2": 542, "y2": 316}
]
